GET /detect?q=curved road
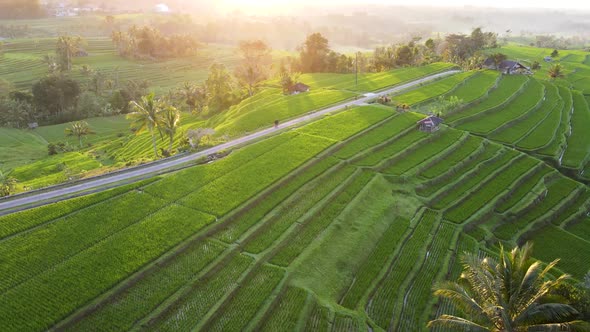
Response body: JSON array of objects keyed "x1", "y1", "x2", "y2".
[{"x1": 0, "y1": 70, "x2": 460, "y2": 212}]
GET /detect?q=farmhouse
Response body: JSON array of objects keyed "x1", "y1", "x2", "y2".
[
  {"x1": 483, "y1": 58, "x2": 532, "y2": 75},
  {"x1": 290, "y1": 82, "x2": 310, "y2": 95},
  {"x1": 417, "y1": 115, "x2": 443, "y2": 133}
]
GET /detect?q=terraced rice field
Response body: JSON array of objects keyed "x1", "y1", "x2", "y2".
[{"x1": 2, "y1": 54, "x2": 590, "y2": 331}]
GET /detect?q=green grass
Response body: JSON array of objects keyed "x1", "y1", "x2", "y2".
[
  {"x1": 446, "y1": 70, "x2": 500, "y2": 104},
  {"x1": 334, "y1": 112, "x2": 424, "y2": 159},
  {"x1": 493, "y1": 177, "x2": 579, "y2": 240},
  {"x1": 562, "y1": 91, "x2": 590, "y2": 169},
  {"x1": 531, "y1": 226, "x2": 590, "y2": 279},
  {"x1": 384, "y1": 129, "x2": 464, "y2": 175},
  {"x1": 444, "y1": 157, "x2": 539, "y2": 223},
  {"x1": 367, "y1": 209, "x2": 438, "y2": 330},
  {"x1": 446, "y1": 75, "x2": 528, "y2": 123},
  {"x1": 258, "y1": 287, "x2": 308, "y2": 332},
  {"x1": 391, "y1": 71, "x2": 475, "y2": 105},
  {"x1": 295, "y1": 105, "x2": 393, "y2": 141},
  {"x1": 354, "y1": 130, "x2": 429, "y2": 167},
  {"x1": 431, "y1": 149, "x2": 518, "y2": 209},
  {"x1": 458, "y1": 79, "x2": 544, "y2": 135},
  {"x1": 298, "y1": 62, "x2": 455, "y2": 92},
  {"x1": 419, "y1": 135, "x2": 482, "y2": 179},
  {"x1": 495, "y1": 166, "x2": 552, "y2": 213},
  {"x1": 537, "y1": 86, "x2": 573, "y2": 157},
  {"x1": 489, "y1": 81, "x2": 559, "y2": 144}
]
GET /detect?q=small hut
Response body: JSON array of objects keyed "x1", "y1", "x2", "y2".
[
  {"x1": 290, "y1": 83, "x2": 310, "y2": 95},
  {"x1": 417, "y1": 116, "x2": 443, "y2": 133}
]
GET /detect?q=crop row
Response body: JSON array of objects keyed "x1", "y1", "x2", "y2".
[
  {"x1": 340, "y1": 216, "x2": 411, "y2": 309},
  {"x1": 430, "y1": 234, "x2": 479, "y2": 332},
  {"x1": 495, "y1": 166, "x2": 552, "y2": 213},
  {"x1": 567, "y1": 217, "x2": 590, "y2": 240},
  {"x1": 143, "y1": 132, "x2": 295, "y2": 202},
  {"x1": 489, "y1": 81, "x2": 559, "y2": 144},
  {"x1": 258, "y1": 286, "x2": 308, "y2": 332},
  {"x1": 66, "y1": 240, "x2": 226, "y2": 331},
  {"x1": 366, "y1": 209, "x2": 438, "y2": 330},
  {"x1": 419, "y1": 135, "x2": 482, "y2": 179},
  {"x1": 0, "y1": 177, "x2": 158, "y2": 240},
  {"x1": 214, "y1": 89, "x2": 358, "y2": 137},
  {"x1": 431, "y1": 149, "x2": 518, "y2": 209},
  {"x1": 562, "y1": 92, "x2": 590, "y2": 169},
  {"x1": 446, "y1": 75, "x2": 528, "y2": 123},
  {"x1": 299, "y1": 62, "x2": 455, "y2": 92},
  {"x1": 179, "y1": 133, "x2": 334, "y2": 216},
  {"x1": 493, "y1": 177, "x2": 579, "y2": 240},
  {"x1": 396, "y1": 222, "x2": 456, "y2": 331},
  {"x1": 530, "y1": 226, "x2": 590, "y2": 279},
  {"x1": 0, "y1": 191, "x2": 168, "y2": 294},
  {"x1": 334, "y1": 112, "x2": 423, "y2": 159},
  {"x1": 550, "y1": 189, "x2": 590, "y2": 226},
  {"x1": 458, "y1": 79, "x2": 545, "y2": 135},
  {"x1": 354, "y1": 130, "x2": 428, "y2": 166},
  {"x1": 295, "y1": 105, "x2": 393, "y2": 141},
  {"x1": 0, "y1": 204, "x2": 216, "y2": 332},
  {"x1": 516, "y1": 100, "x2": 564, "y2": 150},
  {"x1": 417, "y1": 143, "x2": 499, "y2": 197},
  {"x1": 444, "y1": 157, "x2": 539, "y2": 223},
  {"x1": 303, "y1": 298, "x2": 331, "y2": 332},
  {"x1": 269, "y1": 171, "x2": 375, "y2": 266},
  {"x1": 537, "y1": 87, "x2": 573, "y2": 157},
  {"x1": 215, "y1": 157, "x2": 339, "y2": 244},
  {"x1": 383, "y1": 129, "x2": 464, "y2": 175},
  {"x1": 332, "y1": 313, "x2": 363, "y2": 332},
  {"x1": 202, "y1": 264, "x2": 284, "y2": 332},
  {"x1": 446, "y1": 70, "x2": 500, "y2": 104},
  {"x1": 392, "y1": 71, "x2": 475, "y2": 106},
  {"x1": 243, "y1": 164, "x2": 356, "y2": 254},
  {"x1": 144, "y1": 253, "x2": 254, "y2": 331}
]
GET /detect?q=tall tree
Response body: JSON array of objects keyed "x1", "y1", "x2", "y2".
[
  {"x1": 127, "y1": 93, "x2": 162, "y2": 158},
  {"x1": 157, "y1": 104, "x2": 181, "y2": 153},
  {"x1": 65, "y1": 121, "x2": 95, "y2": 148},
  {"x1": 234, "y1": 40, "x2": 272, "y2": 97},
  {"x1": 56, "y1": 36, "x2": 84, "y2": 72},
  {"x1": 429, "y1": 242, "x2": 584, "y2": 331},
  {"x1": 206, "y1": 64, "x2": 234, "y2": 113},
  {"x1": 32, "y1": 75, "x2": 81, "y2": 116},
  {"x1": 299, "y1": 33, "x2": 331, "y2": 73}
]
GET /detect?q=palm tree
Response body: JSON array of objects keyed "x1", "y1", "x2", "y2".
[
  {"x1": 157, "y1": 104, "x2": 180, "y2": 154},
  {"x1": 127, "y1": 93, "x2": 161, "y2": 158},
  {"x1": 548, "y1": 63, "x2": 565, "y2": 80},
  {"x1": 56, "y1": 36, "x2": 84, "y2": 71},
  {"x1": 428, "y1": 242, "x2": 584, "y2": 331},
  {"x1": 65, "y1": 121, "x2": 95, "y2": 148}
]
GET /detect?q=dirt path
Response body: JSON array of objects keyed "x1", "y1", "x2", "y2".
[{"x1": 0, "y1": 70, "x2": 460, "y2": 212}]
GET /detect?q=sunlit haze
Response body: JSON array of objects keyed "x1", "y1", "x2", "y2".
[{"x1": 222, "y1": 0, "x2": 590, "y2": 10}]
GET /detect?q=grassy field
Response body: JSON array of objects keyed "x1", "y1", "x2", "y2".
[
  {"x1": 2, "y1": 43, "x2": 590, "y2": 331},
  {"x1": 0, "y1": 63, "x2": 452, "y2": 192}
]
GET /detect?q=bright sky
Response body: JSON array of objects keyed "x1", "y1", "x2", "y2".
[{"x1": 223, "y1": 0, "x2": 590, "y2": 10}]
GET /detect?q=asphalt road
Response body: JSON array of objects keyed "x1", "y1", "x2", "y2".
[{"x1": 0, "y1": 69, "x2": 460, "y2": 212}]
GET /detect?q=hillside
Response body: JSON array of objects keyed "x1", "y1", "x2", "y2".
[
  {"x1": 1, "y1": 64, "x2": 590, "y2": 331},
  {"x1": 0, "y1": 62, "x2": 454, "y2": 191}
]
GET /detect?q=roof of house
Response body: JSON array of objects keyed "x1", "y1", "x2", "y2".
[
  {"x1": 498, "y1": 60, "x2": 529, "y2": 70},
  {"x1": 291, "y1": 82, "x2": 310, "y2": 92},
  {"x1": 417, "y1": 116, "x2": 444, "y2": 126}
]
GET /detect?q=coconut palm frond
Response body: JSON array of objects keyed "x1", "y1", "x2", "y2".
[{"x1": 427, "y1": 315, "x2": 491, "y2": 332}]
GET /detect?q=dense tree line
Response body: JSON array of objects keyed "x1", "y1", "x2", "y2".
[
  {"x1": 0, "y1": 0, "x2": 45, "y2": 19},
  {"x1": 111, "y1": 26, "x2": 200, "y2": 60}
]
